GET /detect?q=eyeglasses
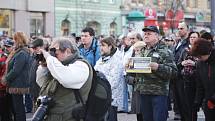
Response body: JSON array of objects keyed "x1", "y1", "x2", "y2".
[
  {"x1": 49, "y1": 48, "x2": 59, "y2": 57},
  {"x1": 144, "y1": 32, "x2": 154, "y2": 36},
  {"x1": 129, "y1": 38, "x2": 136, "y2": 40},
  {"x1": 4, "y1": 45, "x2": 12, "y2": 48},
  {"x1": 190, "y1": 36, "x2": 197, "y2": 39},
  {"x1": 178, "y1": 28, "x2": 184, "y2": 30},
  {"x1": 165, "y1": 39, "x2": 174, "y2": 42},
  {"x1": 81, "y1": 35, "x2": 90, "y2": 38}
]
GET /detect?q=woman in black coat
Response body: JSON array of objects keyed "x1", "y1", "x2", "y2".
[
  {"x1": 177, "y1": 31, "x2": 200, "y2": 121},
  {"x1": 191, "y1": 38, "x2": 215, "y2": 121},
  {"x1": 2, "y1": 32, "x2": 31, "y2": 121}
]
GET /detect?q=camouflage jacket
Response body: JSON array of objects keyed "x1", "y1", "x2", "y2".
[{"x1": 136, "y1": 41, "x2": 177, "y2": 96}]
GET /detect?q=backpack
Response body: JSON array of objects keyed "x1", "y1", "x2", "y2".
[{"x1": 72, "y1": 60, "x2": 112, "y2": 121}]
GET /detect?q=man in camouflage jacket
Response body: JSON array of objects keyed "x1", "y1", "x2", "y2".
[{"x1": 137, "y1": 26, "x2": 177, "y2": 121}]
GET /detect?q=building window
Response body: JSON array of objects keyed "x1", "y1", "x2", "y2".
[
  {"x1": 187, "y1": 0, "x2": 198, "y2": 8},
  {"x1": 110, "y1": 0, "x2": 114, "y2": 4},
  {"x1": 94, "y1": 0, "x2": 99, "y2": 2},
  {"x1": 61, "y1": 18, "x2": 71, "y2": 36},
  {"x1": 207, "y1": 0, "x2": 211, "y2": 9},
  {"x1": 110, "y1": 22, "x2": 117, "y2": 36},
  {"x1": 30, "y1": 13, "x2": 44, "y2": 37},
  {"x1": 86, "y1": 21, "x2": 101, "y2": 36},
  {"x1": 0, "y1": 9, "x2": 13, "y2": 36}
]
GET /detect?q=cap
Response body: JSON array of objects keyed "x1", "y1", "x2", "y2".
[
  {"x1": 142, "y1": 26, "x2": 160, "y2": 34},
  {"x1": 3, "y1": 38, "x2": 14, "y2": 47},
  {"x1": 29, "y1": 38, "x2": 44, "y2": 48}
]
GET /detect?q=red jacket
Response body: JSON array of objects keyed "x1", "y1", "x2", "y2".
[{"x1": 0, "y1": 50, "x2": 7, "y2": 90}]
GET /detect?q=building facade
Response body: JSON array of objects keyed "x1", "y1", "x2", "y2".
[
  {"x1": 121, "y1": 0, "x2": 211, "y2": 35},
  {"x1": 55, "y1": 0, "x2": 122, "y2": 37},
  {"x1": 0, "y1": 0, "x2": 55, "y2": 37}
]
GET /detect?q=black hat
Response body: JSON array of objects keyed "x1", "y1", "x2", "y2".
[
  {"x1": 142, "y1": 26, "x2": 160, "y2": 34},
  {"x1": 29, "y1": 38, "x2": 44, "y2": 48},
  {"x1": 3, "y1": 38, "x2": 14, "y2": 47}
]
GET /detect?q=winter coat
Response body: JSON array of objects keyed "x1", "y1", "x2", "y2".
[
  {"x1": 137, "y1": 41, "x2": 177, "y2": 96},
  {"x1": 173, "y1": 38, "x2": 189, "y2": 63},
  {"x1": 94, "y1": 49, "x2": 125, "y2": 109},
  {"x1": 195, "y1": 49, "x2": 215, "y2": 105},
  {"x1": 79, "y1": 38, "x2": 100, "y2": 66},
  {"x1": 5, "y1": 47, "x2": 31, "y2": 94},
  {"x1": 36, "y1": 53, "x2": 92, "y2": 121}
]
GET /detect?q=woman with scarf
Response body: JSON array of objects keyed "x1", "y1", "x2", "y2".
[{"x1": 94, "y1": 36, "x2": 125, "y2": 121}]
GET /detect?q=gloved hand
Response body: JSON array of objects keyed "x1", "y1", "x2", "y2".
[
  {"x1": 192, "y1": 102, "x2": 201, "y2": 112},
  {"x1": 207, "y1": 100, "x2": 215, "y2": 109},
  {"x1": 208, "y1": 95, "x2": 215, "y2": 109}
]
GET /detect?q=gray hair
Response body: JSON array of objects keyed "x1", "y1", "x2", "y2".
[{"x1": 51, "y1": 37, "x2": 79, "y2": 53}]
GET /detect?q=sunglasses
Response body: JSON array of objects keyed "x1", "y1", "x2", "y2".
[
  {"x1": 178, "y1": 28, "x2": 184, "y2": 30},
  {"x1": 129, "y1": 38, "x2": 136, "y2": 40},
  {"x1": 165, "y1": 39, "x2": 174, "y2": 42}
]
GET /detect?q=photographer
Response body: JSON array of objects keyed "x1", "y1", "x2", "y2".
[{"x1": 35, "y1": 37, "x2": 92, "y2": 121}]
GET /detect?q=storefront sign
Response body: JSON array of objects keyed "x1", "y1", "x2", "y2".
[
  {"x1": 144, "y1": 8, "x2": 157, "y2": 20},
  {"x1": 196, "y1": 11, "x2": 211, "y2": 22}
]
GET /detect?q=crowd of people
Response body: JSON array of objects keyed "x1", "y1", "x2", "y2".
[{"x1": 0, "y1": 22, "x2": 215, "y2": 121}]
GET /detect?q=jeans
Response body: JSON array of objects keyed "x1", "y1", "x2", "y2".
[
  {"x1": 25, "y1": 94, "x2": 33, "y2": 113},
  {"x1": 140, "y1": 94, "x2": 168, "y2": 121},
  {"x1": 11, "y1": 94, "x2": 26, "y2": 121}
]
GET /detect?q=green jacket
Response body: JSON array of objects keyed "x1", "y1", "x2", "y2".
[
  {"x1": 136, "y1": 41, "x2": 177, "y2": 96},
  {"x1": 39, "y1": 59, "x2": 93, "y2": 121}
]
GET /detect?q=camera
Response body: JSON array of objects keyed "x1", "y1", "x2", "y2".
[
  {"x1": 32, "y1": 96, "x2": 53, "y2": 121},
  {"x1": 35, "y1": 48, "x2": 56, "y2": 63},
  {"x1": 35, "y1": 53, "x2": 45, "y2": 62}
]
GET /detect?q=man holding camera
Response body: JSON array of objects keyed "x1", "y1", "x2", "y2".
[{"x1": 35, "y1": 38, "x2": 92, "y2": 121}]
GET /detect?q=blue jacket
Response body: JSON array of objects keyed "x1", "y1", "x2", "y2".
[{"x1": 79, "y1": 38, "x2": 100, "y2": 66}]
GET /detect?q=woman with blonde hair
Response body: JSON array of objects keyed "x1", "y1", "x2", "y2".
[{"x1": 2, "y1": 31, "x2": 31, "y2": 121}]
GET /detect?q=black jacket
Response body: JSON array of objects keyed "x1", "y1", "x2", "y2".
[
  {"x1": 173, "y1": 38, "x2": 189, "y2": 63},
  {"x1": 195, "y1": 49, "x2": 215, "y2": 104},
  {"x1": 28, "y1": 54, "x2": 40, "y2": 98}
]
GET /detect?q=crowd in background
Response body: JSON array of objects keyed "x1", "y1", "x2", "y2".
[{"x1": 0, "y1": 21, "x2": 215, "y2": 121}]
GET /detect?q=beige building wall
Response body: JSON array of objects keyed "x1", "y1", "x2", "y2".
[{"x1": 0, "y1": 0, "x2": 55, "y2": 37}]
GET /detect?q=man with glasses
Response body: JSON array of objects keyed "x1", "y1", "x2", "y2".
[
  {"x1": 79, "y1": 27, "x2": 100, "y2": 66},
  {"x1": 173, "y1": 22, "x2": 190, "y2": 121},
  {"x1": 36, "y1": 38, "x2": 92, "y2": 121},
  {"x1": 136, "y1": 26, "x2": 177, "y2": 121}
]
